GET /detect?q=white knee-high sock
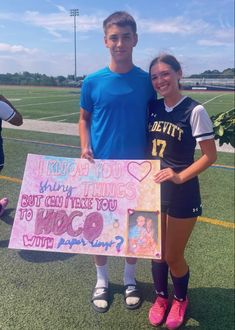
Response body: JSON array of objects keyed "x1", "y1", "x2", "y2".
[
  {"x1": 123, "y1": 260, "x2": 136, "y2": 286},
  {"x1": 95, "y1": 264, "x2": 109, "y2": 288}
]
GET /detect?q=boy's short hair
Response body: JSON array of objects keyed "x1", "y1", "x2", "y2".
[{"x1": 103, "y1": 11, "x2": 137, "y2": 34}]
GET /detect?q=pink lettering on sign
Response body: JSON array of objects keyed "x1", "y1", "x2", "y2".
[
  {"x1": 64, "y1": 197, "x2": 93, "y2": 209},
  {"x1": 83, "y1": 212, "x2": 103, "y2": 241},
  {"x1": 82, "y1": 182, "x2": 136, "y2": 200},
  {"x1": 35, "y1": 209, "x2": 83, "y2": 236},
  {"x1": 23, "y1": 235, "x2": 54, "y2": 249},
  {"x1": 95, "y1": 198, "x2": 117, "y2": 211},
  {"x1": 21, "y1": 194, "x2": 44, "y2": 207},
  {"x1": 34, "y1": 208, "x2": 104, "y2": 241},
  {"x1": 46, "y1": 160, "x2": 89, "y2": 177}
]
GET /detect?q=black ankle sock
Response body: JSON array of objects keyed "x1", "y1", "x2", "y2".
[
  {"x1": 171, "y1": 269, "x2": 190, "y2": 301},
  {"x1": 152, "y1": 261, "x2": 169, "y2": 298}
]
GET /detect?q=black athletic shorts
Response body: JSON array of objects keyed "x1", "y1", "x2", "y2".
[{"x1": 161, "y1": 176, "x2": 202, "y2": 218}]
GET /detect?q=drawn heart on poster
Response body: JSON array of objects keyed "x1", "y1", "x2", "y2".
[{"x1": 127, "y1": 161, "x2": 152, "y2": 182}]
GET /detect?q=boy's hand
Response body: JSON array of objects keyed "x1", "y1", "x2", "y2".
[{"x1": 81, "y1": 148, "x2": 94, "y2": 163}]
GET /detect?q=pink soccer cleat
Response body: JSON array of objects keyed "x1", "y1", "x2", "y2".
[
  {"x1": 148, "y1": 296, "x2": 168, "y2": 326},
  {"x1": 0, "y1": 197, "x2": 9, "y2": 216},
  {"x1": 165, "y1": 297, "x2": 189, "y2": 329}
]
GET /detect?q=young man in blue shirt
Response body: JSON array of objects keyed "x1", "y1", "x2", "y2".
[{"x1": 79, "y1": 11, "x2": 156, "y2": 313}]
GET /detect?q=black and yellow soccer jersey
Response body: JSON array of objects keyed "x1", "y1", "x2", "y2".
[{"x1": 148, "y1": 96, "x2": 214, "y2": 172}]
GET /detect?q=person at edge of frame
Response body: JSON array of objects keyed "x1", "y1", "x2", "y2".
[
  {"x1": 78, "y1": 11, "x2": 156, "y2": 313},
  {"x1": 147, "y1": 53, "x2": 217, "y2": 329},
  {"x1": 0, "y1": 95, "x2": 23, "y2": 216}
]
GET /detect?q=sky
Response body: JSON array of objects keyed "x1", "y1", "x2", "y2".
[{"x1": 0, "y1": 0, "x2": 234, "y2": 77}]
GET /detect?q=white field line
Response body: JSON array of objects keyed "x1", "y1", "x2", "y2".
[
  {"x1": 58, "y1": 119, "x2": 68, "y2": 122},
  {"x1": 9, "y1": 94, "x2": 79, "y2": 101},
  {"x1": 16, "y1": 99, "x2": 77, "y2": 108},
  {"x1": 2, "y1": 119, "x2": 234, "y2": 152},
  {"x1": 38, "y1": 112, "x2": 78, "y2": 120},
  {"x1": 202, "y1": 94, "x2": 224, "y2": 105}
]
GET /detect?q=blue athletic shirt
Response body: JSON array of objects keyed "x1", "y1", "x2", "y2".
[{"x1": 80, "y1": 66, "x2": 156, "y2": 159}]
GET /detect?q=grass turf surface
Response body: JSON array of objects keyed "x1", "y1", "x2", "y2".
[
  {"x1": 0, "y1": 86, "x2": 234, "y2": 329},
  {"x1": 0, "y1": 127, "x2": 234, "y2": 329},
  {"x1": 0, "y1": 86, "x2": 234, "y2": 123}
]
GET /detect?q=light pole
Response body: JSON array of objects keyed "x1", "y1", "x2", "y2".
[{"x1": 70, "y1": 9, "x2": 79, "y2": 82}]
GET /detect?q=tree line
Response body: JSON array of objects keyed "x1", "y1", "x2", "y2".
[
  {"x1": 0, "y1": 68, "x2": 234, "y2": 87},
  {"x1": 0, "y1": 72, "x2": 85, "y2": 87},
  {"x1": 189, "y1": 68, "x2": 234, "y2": 79}
]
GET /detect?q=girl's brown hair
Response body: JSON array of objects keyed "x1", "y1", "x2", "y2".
[{"x1": 149, "y1": 53, "x2": 182, "y2": 74}]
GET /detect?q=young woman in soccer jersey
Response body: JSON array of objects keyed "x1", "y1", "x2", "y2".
[
  {"x1": 147, "y1": 54, "x2": 217, "y2": 329},
  {"x1": 0, "y1": 95, "x2": 23, "y2": 216}
]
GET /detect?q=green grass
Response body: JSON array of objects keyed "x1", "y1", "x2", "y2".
[
  {"x1": 0, "y1": 85, "x2": 80, "y2": 123},
  {"x1": 1, "y1": 86, "x2": 234, "y2": 123},
  {"x1": 199, "y1": 167, "x2": 234, "y2": 221},
  {"x1": 213, "y1": 151, "x2": 235, "y2": 166},
  {"x1": 0, "y1": 86, "x2": 234, "y2": 329},
  {"x1": 0, "y1": 129, "x2": 234, "y2": 329},
  {"x1": 183, "y1": 91, "x2": 234, "y2": 116}
]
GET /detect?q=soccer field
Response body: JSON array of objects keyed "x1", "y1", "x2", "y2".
[
  {"x1": 0, "y1": 85, "x2": 234, "y2": 329},
  {"x1": 0, "y1": 85, "x2": 234, "y2": 123}
]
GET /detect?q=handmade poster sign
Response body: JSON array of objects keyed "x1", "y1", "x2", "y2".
[{"x1": 9, "y1": 154, "x2": 161, "y2": 259}]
